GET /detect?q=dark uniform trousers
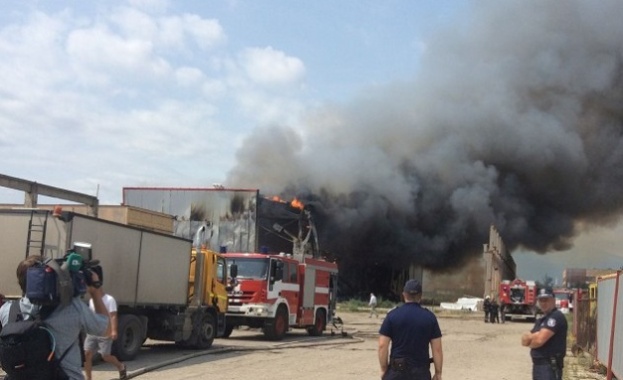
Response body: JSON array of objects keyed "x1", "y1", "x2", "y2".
[
  {"x1": 532, "y1": 358, "x2": 563, "y2": 380},
  {"x1": 383, "y1": 366, "x2": 431, "y2": 380}
]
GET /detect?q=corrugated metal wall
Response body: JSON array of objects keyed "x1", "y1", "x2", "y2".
[
  {"x1": 123, "y1": 188, "x2": 258, "y2": 253},
  {"x1": 596, "y1": 272, "x2": 622, "y2": 379}
]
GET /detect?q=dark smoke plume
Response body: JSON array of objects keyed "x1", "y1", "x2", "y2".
[{"x1": 226, "y1": 1, "x2": 623, "y2": 293}]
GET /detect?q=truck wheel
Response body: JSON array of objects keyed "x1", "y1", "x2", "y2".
[
  {"x1": 222, "y1": 324, "x2": 234, "y2": 338},
  {"x1": 194, "y1": 312, "x2": 216, "y2": 349},
  {"x1": 113, "y1": 314, "x2": 144, "y2": 361},
  {"x1": 307, "y1": 309, "x2": 326, "y2": 336},
  {"x1": 263, "y1": 306, "x2": 288, "y2": 341}
]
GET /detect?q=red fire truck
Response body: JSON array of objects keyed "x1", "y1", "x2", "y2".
[
  {"x1": 224, "y1": 252, "x2": 338, "y2": 340},
  {"x1": 553, "y1": 288, "x2": 574, "y2": 313},
  {"x1": 223, "y1": 203, "x2": 339, "y2": 340},
  {"x1": 499, "y1": 279, "x2": 539, "y2": 321}
]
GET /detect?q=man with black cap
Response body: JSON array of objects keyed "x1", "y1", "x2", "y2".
[
  {"x1": 521, "y1": 286, "x2": 568, "y2": 380},
  {"x1": 378, "y1": 279, "x2": 443, "y2": 380}
]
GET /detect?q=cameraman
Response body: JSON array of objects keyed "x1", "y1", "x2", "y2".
[{"x1": 0, "y1": 255, "x2": 109, "y2": 380}]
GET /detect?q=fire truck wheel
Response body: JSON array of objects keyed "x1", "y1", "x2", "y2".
[
  {"x1": 307, "y1": 309, "x2": 326, "y2": 336},
  {"x1": 113, "y1": 314, "x2": 144, "y2": 361},
  {"x1": 263, "y1": 306, "x2": 288, "y2": 341},
  {"x1": 222, "y1": 324, "x2": 234, "y2": 338}
]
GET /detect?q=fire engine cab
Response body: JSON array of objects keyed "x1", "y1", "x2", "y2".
[
  {"x1": 222, "y1": 204, "x2": 339, "y2": 340},
  {"x1": 224, "y1": 252, "x2": 338, "y2": 340}
]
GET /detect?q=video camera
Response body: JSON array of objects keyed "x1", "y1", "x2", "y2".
[
  {"x1": 26, "y1": 242, "x2": 104, "y2": 306},
  {"x1": 68, "y1": 242, "x2": 103, "y2": 289}
]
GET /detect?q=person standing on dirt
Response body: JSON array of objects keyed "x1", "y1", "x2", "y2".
[
  {"x1": 521, "y1": 287, "x2": 567, "y2": 380},
  {"x1": 489, "y1": 299, "x2": 500, "y2": 323},
  {"x1": 83, "y1": 288, "x2": 127, "y2": 380},
  {"x1": 369, "y1": 292, "x2": 379, "y2": 318},
  {"x1": 378, "y1": 279, "x2": 443, "y2": 380},
  {"x1": 483, "y1": 295, "x2": 491, "y2": 323}
]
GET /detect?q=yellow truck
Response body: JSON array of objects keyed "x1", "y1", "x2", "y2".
[{"x1": 0, "y1": 208, "x2": 228, "y2": 360}]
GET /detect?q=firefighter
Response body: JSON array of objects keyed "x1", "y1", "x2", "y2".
[
  {"x1": 378, "y1": 279, "x2": 443, "y2": 380},
  {"x1": 489, "y1": 299, "x2": 500, "y2": 323},
  {"x1": 483, "y1": 295, "x2": 491, "y2": 323},
  {"x1": 521, "y1": 287, "x2": 568, "y2": 380}
]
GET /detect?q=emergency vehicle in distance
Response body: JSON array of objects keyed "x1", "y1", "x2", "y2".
[
  {"x1": 553, "y1": 288, "x2": 574, "y2": 313},
  {"x1": 499, "y1": 278, "x2": 539, "y2": 321},
  {"x1": 224, "y1": 202, "x2": 338, "y2": 340}
]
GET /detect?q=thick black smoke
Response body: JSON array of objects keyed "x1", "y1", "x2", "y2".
[{"x1": 226, "y1": 2, "x2": 623, "y2": 294}]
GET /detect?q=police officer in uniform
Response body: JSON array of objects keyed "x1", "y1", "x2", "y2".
[
  {"x1": 378, "y1": 279, "x2": 443, "y2": 380},
  {"x1": 521, "y1": 287, "x2": 568, "y2": 380}
]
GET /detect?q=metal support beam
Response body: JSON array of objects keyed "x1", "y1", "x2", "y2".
[{"x1": 0, "y1": 173, "x2": 99, "y2": 216}]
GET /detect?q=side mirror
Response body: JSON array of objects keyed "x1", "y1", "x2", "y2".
[{"x1": 230, "y1": 263, "x2": 238, "y2": 279}]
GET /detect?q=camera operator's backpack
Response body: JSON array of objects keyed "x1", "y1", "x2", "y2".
[
  {"x1": 0, "y1": 302, "x2": 72, "y2": 380},
  {"x1": 25, "y1": 258, "x2": 77, "y2": 307}
]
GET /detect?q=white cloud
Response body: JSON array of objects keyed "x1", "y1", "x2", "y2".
[
  {"x1": 127, "y1": 0, "x2": 170, "y2": 13},
  {"x1": 0, "y1": 2, "x2": 307, "y2": 203},
  {"x1": 66, "y1": 27, "x2": 161, "y2": 72},
  {"x1": 240, "y1": 46, "x2": 305, "y2": 86},
  {"x1": 175, "y1": 66, "x2": 205, "y2": 87},
  {"x1": 111, "y1": 7, "x2": 159, "y2": 42},
  {"x1": 182, "y1": 14, "x2": 225, "y2": 50}
]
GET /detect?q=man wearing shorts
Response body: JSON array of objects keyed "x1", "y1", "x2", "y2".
[{"x1": 84, "y1": 291, "x2": 127, "y2": 380}]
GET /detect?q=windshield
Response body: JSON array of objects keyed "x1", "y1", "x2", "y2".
[
  {"x1": 510, "y1": 288, "x2": 525, "y2": 303},
  {"x1": 227, "y1": 258, "x2": 269, "y2": 280}
]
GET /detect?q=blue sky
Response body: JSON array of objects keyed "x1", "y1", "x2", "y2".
[
  {"x1": 1, "y1": 0, "x2": 622, "y2": 281},
  {"x1": 0, "y1": 0, "x2": 467, "y2": 201}
]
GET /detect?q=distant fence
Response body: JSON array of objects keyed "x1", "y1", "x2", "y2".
[
  {"x1": 573, "y1": 290, "x2": 596, "y2": 355},
  {"x1": 572, "y1": 271, "x2": 622, "y2": 380}
]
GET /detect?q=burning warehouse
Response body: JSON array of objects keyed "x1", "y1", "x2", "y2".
[{"x1": 122, "y1": 188, "x2": 317, "y2": 256}]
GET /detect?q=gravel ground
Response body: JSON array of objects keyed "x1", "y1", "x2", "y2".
[{"x1": 2, "y1": 309, "x2": 607, "y2": 380}]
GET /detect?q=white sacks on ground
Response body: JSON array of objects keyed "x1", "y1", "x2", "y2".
[{"x1": 440, "y1": 297, "x2": 483, "y2": 312}]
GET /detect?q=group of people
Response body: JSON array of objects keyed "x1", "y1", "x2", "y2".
[
  {"x1": 377, "y1": 280, "x2": 567, "y2": 380},
  {"x1": 0, "y1": 255, "x2": 127, "y2": 380},
  {"x1": 2, "y1": 254, "x2": 567, "y2": 380},
  {"x1": 482, "y1": 295, "x2": 504, "y2": 323}
]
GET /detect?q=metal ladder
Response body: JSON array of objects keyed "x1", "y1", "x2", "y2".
[{"x1": 26, "y1": 209, "x2": 49, "y2": 257}]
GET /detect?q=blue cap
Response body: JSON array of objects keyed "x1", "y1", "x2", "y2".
[
  {"x1": 403, "y1": 279, "x2": 422, "y2": 294},
  {"x1": 537, "y1": 287, "x2": 554, "y2": 299}
]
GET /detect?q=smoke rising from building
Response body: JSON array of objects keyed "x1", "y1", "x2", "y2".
[{"x1": 226, "y1": 2, "x2": 623, "y2": 289}]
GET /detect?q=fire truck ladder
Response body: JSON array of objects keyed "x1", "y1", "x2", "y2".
[{"x1": 26, "y1": 209, "x2": 49, "y2": 258}]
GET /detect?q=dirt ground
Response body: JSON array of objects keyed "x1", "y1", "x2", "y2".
[
  {"x1": 1, "y1": 308, "x2": 606, "y2": 380},
  {"x1": 77, "y1": 309, "x2": 605, "y2": 380}
]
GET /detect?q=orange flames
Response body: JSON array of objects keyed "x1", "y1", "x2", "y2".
[
  {"x1": 269, "y1": 196, "x2": 304, "y2": 210},
  {"x1": 290, "y1": 198, "x2": 304, "y2": 210}
]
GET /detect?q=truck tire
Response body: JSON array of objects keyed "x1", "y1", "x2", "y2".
[
  {"x1": 222, "y1": 324, "x2": 235, "y2": 338},
  {"x1": 194, "y1": 312, "x2": 216, "y2": 349},
  {"x1": 263, "y1": 306, "x2": 288, "y2": 341},
  {"x1": 113, "y1": 314, "x2": 144, "y2": 361},
  {"x1": 306, "y1": 309, "x2": 326, "y2": 336},
  {"x1": 178, "y1": 311, "x2": 216, "y2": 349}
]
